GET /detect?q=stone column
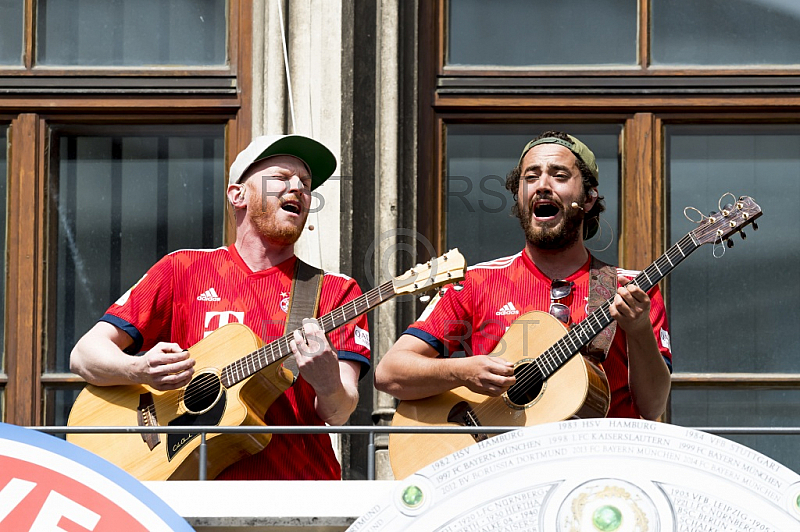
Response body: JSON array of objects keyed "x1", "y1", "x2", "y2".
[{"x1": 251, "y1": 0, "x2": 343, "y2": 272}]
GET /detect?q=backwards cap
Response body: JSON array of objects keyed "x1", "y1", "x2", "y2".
[{"x1": 518, "y1": 134, "x2": 599, "y2": 181}]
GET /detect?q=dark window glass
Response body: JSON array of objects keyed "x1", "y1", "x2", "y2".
[
  {"x1": 446, "y1": 123, "x2": 621, "y2": 267},
  {"x1": 37, "y1": 0, "x2": 227, "y2": 66},
  {"x1": 0, "y1": 0, "x2": 24, "y2": 65},
  {"x1": 448, "y1": 0, "x2": 637, "y2": 67},
  {"x1": 49, "y1": 126, "x2": 225, "y2": 379},
  {"x1": 667, "y1": 125, "x2": 799, "y2": 373},
  {"x1": 652, "y1": 0, "x2": 800, "y2": 66}
]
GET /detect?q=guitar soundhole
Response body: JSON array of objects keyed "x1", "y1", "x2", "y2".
[
  {"x1": 505, "y1": 361, "x2": 544, "y2": 409},
  {"x1": 183, "y1": 371, "x2": 223, "y2": 415}
]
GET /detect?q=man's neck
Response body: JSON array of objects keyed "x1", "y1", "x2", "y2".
[
  {"x1": 524, "y1": 240, "x2": 589, "y2": 280},
  {"x1": 234, "y1": 231, "x2": 295, "y2": 272}
]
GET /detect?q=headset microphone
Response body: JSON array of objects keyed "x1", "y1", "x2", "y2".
[{"x1": 571, "y1": 202, "x2": 580, "y2": 209}]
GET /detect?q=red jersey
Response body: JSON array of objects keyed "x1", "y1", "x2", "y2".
[
  {"x1": 406, "y1": 250, "x2": 672, "y2": 419},
  {"x1": 101, "y1": 245, "x2": 371, "y2": 480}
]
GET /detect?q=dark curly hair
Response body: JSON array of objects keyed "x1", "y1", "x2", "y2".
[{"x1": 504, "y1": 130, "x2": 605, "y2": 240}]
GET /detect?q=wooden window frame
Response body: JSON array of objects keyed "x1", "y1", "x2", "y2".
[
  {"x1": 1, "y1": 0, "x2": 253, "y2": 426},
  {"x1": 418, "y1": 0, "x2": 800, "y2": 403}
]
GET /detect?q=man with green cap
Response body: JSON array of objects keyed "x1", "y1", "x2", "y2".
[
  {"x1": 70, "y1": 134, "x2": 371, "y2": 480},
  {"x1": 376, "y1": 131, "x2": 672, "y2": 424}
]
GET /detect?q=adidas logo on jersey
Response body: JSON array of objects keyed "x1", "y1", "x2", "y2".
[
  {"x1": 495, "y1": 302, "x2": 520, "y2": 316},
  {"x1": 197, "y1": 288, "x2": 221, "y2": 302}
]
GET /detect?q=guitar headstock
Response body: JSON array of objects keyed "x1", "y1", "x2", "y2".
[
  {"x1": 691, "y1": 195, "x2": 762, "y2": 246},
  {"x1": 392, "y1": 249, "x2": 466, "y2": 296}
]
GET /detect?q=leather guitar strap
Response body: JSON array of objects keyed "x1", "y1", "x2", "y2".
[
  {"x1": 282, "y1": 258, "x2": 324, "y2": 378},
  {"x1": 582, "y1": 255, "x2": 618, "y2": 364}
]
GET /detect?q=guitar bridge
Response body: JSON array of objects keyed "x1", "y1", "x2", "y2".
[
  {"x1": 137, "y1": 393, "x2": 161, "y2": 451},
  {"x1": 448, "y1": 401, "x2": 489, "y2": 443}
]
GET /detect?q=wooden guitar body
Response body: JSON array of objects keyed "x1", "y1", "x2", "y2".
[
  {"x1": 389, "y1": 311, "x2": 610, "y2": 479},
  {"x1": 67, "y1": 323, "x2": 293, "y2": 480},
  {"x1": 66, "y1": 249, "x2": 468, "y2": 481}
]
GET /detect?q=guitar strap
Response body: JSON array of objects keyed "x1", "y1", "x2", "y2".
[
  {"x1": 281, "y1": 258, "x2": 324, "y2": 378},
  {"x1": 581, "y1": 255, "x2": 618, "y2": 364}
]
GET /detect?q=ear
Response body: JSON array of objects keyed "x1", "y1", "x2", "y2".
[
  {"x1": 584, "y1": 188, "x2": 598, "y2": 212},
  {"x1": 227, "y1": 183, "x2": 246, "y2": 208}
]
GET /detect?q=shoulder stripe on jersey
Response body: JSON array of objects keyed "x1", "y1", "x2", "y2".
[
  {"x1": 166, "y1": 246, "x2": 228, "y2": 257},
  {"x1": 469, "y1": 252, "x2": 522, "y2": 271},
  {"x1": 323, "y1": 270, "x2": 354, "y2": 281}
]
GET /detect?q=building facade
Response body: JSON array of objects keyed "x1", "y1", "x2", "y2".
[{"x1": 1, "y1": 0, "x2": 799, "y2": 480}]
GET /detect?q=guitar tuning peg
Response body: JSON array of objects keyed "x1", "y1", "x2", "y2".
[
  {"x1": 740, "y1": 231, "x2": 746, "y2": 240},
  {"x1": 726, "y1": 239, "x2": 734, "y2": 248},
  {"x1": 752, "y1": 222, "x2": 758, "y2": 231},
  {"x1": 419, "y1": 294, "x2": 431, "y2": 303},
  {"x1": 453, "y1": 282, "x2": 464, "y2": 292}
]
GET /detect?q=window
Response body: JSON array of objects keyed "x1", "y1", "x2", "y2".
[
  {"x1": 446, "y1": 123, "x2": 620, "y2": 266},
  {"x1": 652, "y1": 0, "x2": 800, "y2": 66},
  {"x1": 0, "y1": 1, "x2": 24, "y2": 65},
  {"x1": 45, "y1": 127, "x2": 225, "y2": 425},
  {"x1": 447, "y1": 0, "x2": 637, "y2": 68},
  {"x1": 0, "y1": 1, "x2": 251, "y2": 427},
  {"x1": 667, "y1": 125, "x2": 800, "y2": 470},
  {"x1": 37, "y1": 0, "x2": 227, "y2": 67},
  {"x1": 421, "y1": 0, "x2": 800, "y2": 473},
  {"x1": 0, "y1": 126, "x2": 7, "y2": 420}
]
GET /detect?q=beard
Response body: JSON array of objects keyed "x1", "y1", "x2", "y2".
[
  {"x1": 250, "y1": 194, "x2": 307, "y2": 246},
  {"x1": 518, "y1": 192, "x2": 585, "y2": 250}
]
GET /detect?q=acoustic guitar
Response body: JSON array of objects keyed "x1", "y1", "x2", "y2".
[
  {"x1": 389, "y1": 195, "x2": 762, "y2": 479},
  {"x1": 67, "y1": 249, "x2": 466, "y2": 480}
]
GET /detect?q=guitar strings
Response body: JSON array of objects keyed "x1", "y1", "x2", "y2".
[
  {"x1": 150, "y1": 281, "x2": 397, "y2": 416},
  {"x1": 461, "y1": 224, "x2": 724, "y2": 425},
  {"x1": 470, "y1": 213, "x2": 748, "y2": 425}
]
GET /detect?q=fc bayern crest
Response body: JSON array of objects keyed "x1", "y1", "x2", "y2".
[
  {"x1": 0, "y1": 422, "x2": 192, "y2": 531},
  {"x1": 280, "y1": 292, "x2": 290, "y2": 313}
]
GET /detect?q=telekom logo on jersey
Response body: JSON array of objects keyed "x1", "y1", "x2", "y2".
[{"x1": 203, "y1": 311, "x2": 245, "y2": 338}]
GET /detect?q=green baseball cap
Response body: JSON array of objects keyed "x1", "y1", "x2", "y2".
[
  {"x1": 229, "y1": 134, "x2": 337, "y2": 191},
  {"x1": 518, "y1": 134, "x2": 599, "y2": 181}
]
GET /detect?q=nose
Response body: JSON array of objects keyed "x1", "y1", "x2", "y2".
[
  {"x1": 520, "y1": 175, "x2": 554, "y2": 200},
  {"x1": 284, "y1": 174, "x2": 309, "y2": 195}
]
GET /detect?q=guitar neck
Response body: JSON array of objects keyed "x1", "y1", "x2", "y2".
[
  {"x1": 540, "y1": 232, "x2": 700, "y2": 378},
  {"x1": 220, "y1": 280, "x2": 396, "y2": 387}
]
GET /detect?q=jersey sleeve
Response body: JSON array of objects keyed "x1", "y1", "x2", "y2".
[
  {"x1": 403, "y1": 276, "x2": 474, "y2": 356},
  {"x1": 648, "y1": 285, "x2": 673, "y2": 372},
  {"x1": 99, "y1": 254, "x2": 175, "y2": 354},
  {"x1": 319, "y1": 274, "x2": 371, "y2": 379}
]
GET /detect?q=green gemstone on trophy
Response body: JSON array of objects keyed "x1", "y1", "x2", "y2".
[
  {"x1": 401, "y1": 485, "x2": 424, "y2": 508},
  {"x1": 796, "y1": 492, "x2": 800, "y2": 509},
  {"x1": 592, "y1": 505, "x2": 622, "y2": 531}
]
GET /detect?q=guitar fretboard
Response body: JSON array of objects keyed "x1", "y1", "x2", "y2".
[
  {"x1": 219, "y1": 281, "x2": 396, "y2": 388},
  {"x1": 534, "y1": 233, "x2": 699, "y2": 379}
]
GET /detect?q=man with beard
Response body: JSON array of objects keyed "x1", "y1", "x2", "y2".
[
  {"x1": 374, "y1": 131, "x2": 671, "y2": 421},
  {"x1": 70, "y1": 134, "x2": 370, "y2": 479}
]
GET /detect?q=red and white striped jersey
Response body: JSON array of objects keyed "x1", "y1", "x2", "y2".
[
  {"x1": 406, "y1": 250, "x2": 671, "y2": 419},
  {"x1": 102, "y1": 244, "x2": 371, "y2": 480}
]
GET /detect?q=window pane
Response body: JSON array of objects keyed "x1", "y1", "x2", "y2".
[
  {"x1": 45, "y1": 387, "x2": 81, "y2": 430},
  {"x1": 0, "y1": 126, "x2": 6, "y2": 369},
  {"x1": 671, "y1": 388, "x2": 800, "y2": 473},
  {"x1": 50, "y1": 126, "x2": 225, "y2": 374},
  {"x1": 667, "y1": 125, "x2": 799, "y2": 373},
  {"x1": 652, "y1": 0, "x2": 800, "y2": 66},
  {"x1": 0, "y1": 0, "x2": 24, "y2": 65},
  {"x1": 448, "y1": 0, "x2": 637, "y2": 67},
  {"x1": 37, "y1": 0, "x2": 227, "y2": 67},
  {"x1": 446, "y1": 124, "x2": 620, "y2": 267}
]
